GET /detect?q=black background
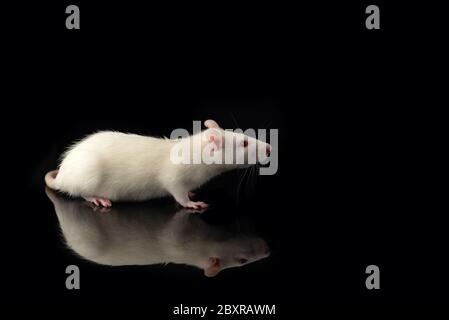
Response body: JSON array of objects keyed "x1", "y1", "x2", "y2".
[{"x1": 3, "y1": 0, "x2": 447, "y2": 313}]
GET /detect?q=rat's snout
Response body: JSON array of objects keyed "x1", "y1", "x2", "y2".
[
  {"x1": 263, "y1": 242, "x2": 271, "y2": 257},
  {"x1": 257, "y1": 240, "x2": 270, "y2": 257},
  {"x1": 254, "y1": 142, "x2": 272, "y2": 165},
  {"x1": 261, "y1": 244, "x2": 271, "y2": 258},
  {"x1": 266, "y1": 145, "x2": 272, "y2": 157}
]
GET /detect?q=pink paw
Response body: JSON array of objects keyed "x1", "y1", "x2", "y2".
[
  {"x1": 185, "y1": 207, "x2": 208, "y2": 214},
  {"x1": 184, "y1": 201, "x2": 209, "y2": 210},
  {"x1": 84, "y1": 196, "x2": 112, "y2": 208}
]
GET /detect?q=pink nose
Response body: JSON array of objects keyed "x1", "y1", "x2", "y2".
[{"x1": 266, "y1": 145, "x2": 271, "y2": 157}]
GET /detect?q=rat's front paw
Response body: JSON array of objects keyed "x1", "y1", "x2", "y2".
[{"x1": 184, "y1": 201, "x2": 209, "y2": 211}]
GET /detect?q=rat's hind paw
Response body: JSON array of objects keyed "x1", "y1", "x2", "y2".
[
  {"x1": 186, "y1": 207, "x2": 208, "y2": 214},
  {"x1": 184, "y1": 201, "x2": 209, "y2": 211},
  {"x1": 84, "y1": 196, "x2": 112, "y2": 209}
]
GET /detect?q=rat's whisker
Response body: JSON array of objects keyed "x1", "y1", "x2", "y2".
[
  {"x1": 236, "y1": 167, "x2": 250, "y2": 206},
  {"x1": 263, "y1": 119, "x2": 273, "y2": 129},
  {"x1": 244, "y1": 165, "x2": 256, "y2": 197},
  {"x1": 252, "y1": 165, "x2": 258, "y2": 193},
  {"x1": 229, "y1": 111, "x2": 239, "y2": 128}
]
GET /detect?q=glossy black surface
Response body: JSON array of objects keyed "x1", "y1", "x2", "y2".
[
  {"x1": 46, "y1": 188, "x2": 271, "y2": 275},
  {"x1": 4, "y1": 0, "x2": 447, "y2": 312}
]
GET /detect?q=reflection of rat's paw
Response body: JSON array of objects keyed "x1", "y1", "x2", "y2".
[
  {"x1": 86, "y1": 202, "x2": 111, "y2": 213},
  {"x1": 176, "y1": 207, "x2": 207, "y2": 215},
  {"x1": 92, "y1": 206, "x2": 111, "y2": 214},
  {"x1": 186, "y1": 207, "x2": 208, "y2": 214},
  {"x1": 97, "y1": 207, "x2": 111, "y2": 214}
]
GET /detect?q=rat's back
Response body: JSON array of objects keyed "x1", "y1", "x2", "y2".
[{"x1": 54, "y1": 131, "x2": 173, "y2": 201}]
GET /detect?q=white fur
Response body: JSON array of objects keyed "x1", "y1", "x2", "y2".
[{"x1": 55, "y1": 131, "x2": 215, "y2": 201}]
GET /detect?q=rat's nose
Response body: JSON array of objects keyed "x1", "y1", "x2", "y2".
[
  {"x1": 264, "y1": 245, "x2": 271, "y2": 256},
  {"x1": 266, "y1": 145, "x2": 271, "y2": 157}
]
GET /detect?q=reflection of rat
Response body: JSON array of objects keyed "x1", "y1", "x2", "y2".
[
  {"x1": 46, "y1": 188, "x2": 270, "y2": 277},
  {"x1": 45, "y1": 119, "x2": 271, "y2": 210}
]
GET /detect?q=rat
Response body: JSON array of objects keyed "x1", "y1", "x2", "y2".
[
  {"x1": 46, "y1": 188, "x2": 271, "y2": 277},
  {"x1": 45, "y1": 119, "x2": 271, "y2": 210}
]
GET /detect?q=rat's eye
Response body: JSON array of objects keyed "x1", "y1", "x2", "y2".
[
  {"x1": 242, "y1": 139, "x2": 248, "y2": 148},
  {"x1": 238, "y1": 258, "x2": 248, "y2": 264}
]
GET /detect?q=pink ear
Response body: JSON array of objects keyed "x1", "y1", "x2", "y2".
[
  {"x1": 205, "y1": 129, "x2": 223, "y2": 150},
  {"x1": 204, "y1": 257, "x2": 221, "y2": 277},
  {"x1": 204, "y1": 119, "x2": 220, "y2": 129}
]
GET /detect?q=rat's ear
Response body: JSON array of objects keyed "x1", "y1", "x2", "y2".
[
  {"x1": 204, "y1": 119, "x2": 220, "y2": 129},
  {"x1": 204, "y1": 129, "x2": 223, "y2": 151},
  {"x1": 204, "y1": 257, "x2": 221, "y2": 277}
]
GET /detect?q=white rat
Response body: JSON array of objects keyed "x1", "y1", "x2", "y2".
[
  {"x1": 46, "y1": 188, "x2": 270, "y2": 277},
  {"x1": 45, "y1": 119, "x2": 271, "y2": 210}
]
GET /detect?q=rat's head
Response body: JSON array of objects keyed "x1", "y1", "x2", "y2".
[
  {"x1": 203, "y1": 235, "x2": 270, "y2": 277},
  {"x1": 202, "y1": 119, "x2": 272, "y2": 168}
]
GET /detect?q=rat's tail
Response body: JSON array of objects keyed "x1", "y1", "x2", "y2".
[{"x1": 45, "y1": 170, "x2": 59, "y2": 189}]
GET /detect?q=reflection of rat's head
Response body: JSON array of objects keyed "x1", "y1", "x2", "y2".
[{"x1": 203, "y1": 234, "x2": 270, "y2": 277}]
